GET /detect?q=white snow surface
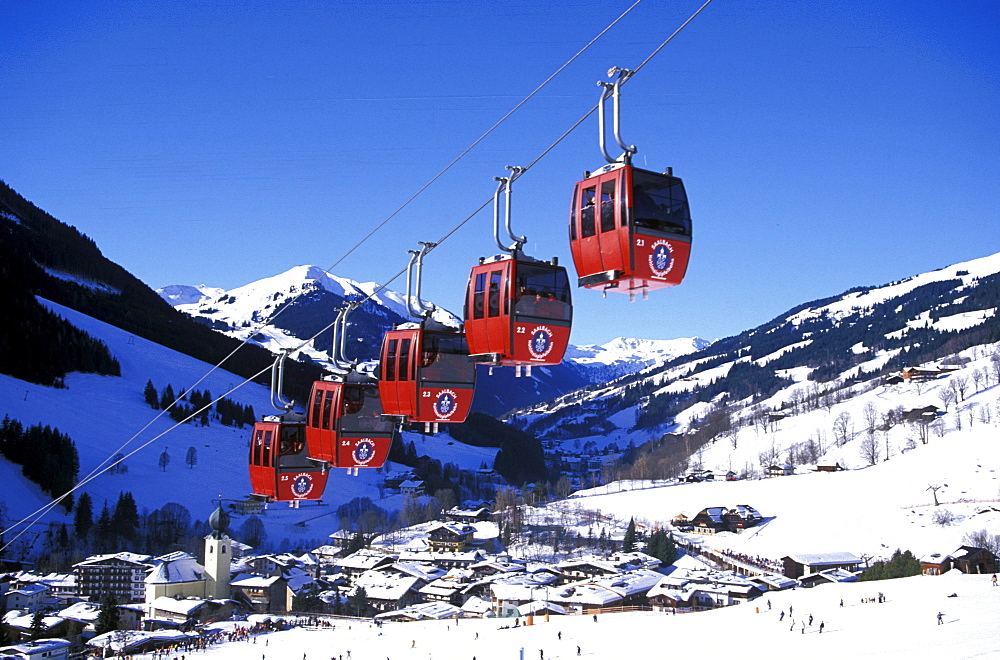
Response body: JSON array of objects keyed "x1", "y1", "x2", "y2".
[
  {"x1": 0, "y1": 298, "x2": 470, "y2": 541},
  {"x1": 126, "y1": 571, "x2": 996, "y2": 659}
]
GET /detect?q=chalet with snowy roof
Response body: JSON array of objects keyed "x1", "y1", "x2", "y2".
[
  {"x1": 1, "y1": 612, "x2": 76, "y2": 645},
  {"x1": 901, "y1": 367, "x2": 944, "y2": 381},
  {"x1": 4, "y1": 583, "x2": 49, "y2": 613},
  {"x1": 400, "y1": 479, "x2": 426, "y2": 495},
  {"x1": 398, "y1": 548, "x2": 483, "y2": 570},
  {"x1": 351, "y1": 569, "x2": 423, "y2": 613},
  {"x1": 375, "y1": 600, "x2": 463, "y2": 622},
  {"x1": 685, "y1": 469, "x2": 714, "y2": 483},
  {"x1": 814, "y1": 463, "x2": 844, "y2": 472},
  {"x1": 229, "y1": 574, "x2": 288, "y2": 613},
  {"x1": 765, "y1": 464, "x2": 793, "y2": 478},
  {"x1": 750, "y1": 573, "x2": 797, "y2": 591},
  {"x1": 469, "y1": 557, "x2": 525, "y2": 579},
  {"x1": 782, "y1": 552, "x2": 862, "y2": 579},
  {"x1": 555, "y1": 557, "x2": 619, "y2": 582},
  {"x1": 386, "y1": 561, "x2": 448, "y2": 584},
  {"x1": 332, "y1": 550, "x2": 396, "y2": 585},
  {"x1": 145, "y1": 596, "x2": 233, "y2": 629},
  {"x1": 73, "y1": 552, "x2": 153, "y2": 604},
  {"x1": 12, "y1": 573, "x2": 77, "y2": 609},
  {"x1": 0, "y1": 638, "x2": 72, "y2": 660},
  {"x1": 486, "y1": 573, "x2": 561, "y2": 617},
  {"x1": 517, "y1": 599, "x2": 569, "y2": 619},
  {"x1": 689, "y1": 505, "x2": 763, "y2": 534},
  {"x1": 902, "y1": 405, "x2": 942, "y2": 422},
  {"x1": 606, "y1": 551, "x2": 663, "y2": 571},
  {"x1": 949, "y1": 546, "x2": 997, "y2": 574},
  {"x1": 418, "y1": 576, "x2": 468, "y2": 605},
  {"x1": 543, "y1": 569, "x2": 662, "y2": 614},
  {"x1": 444, "y1": 505, "x2": 492, "y2": 524},
  {"x1": 647, "y1": 568, "x2": 762, "y2": 611},
  {"x1": 798, "y1": 568, "x2": 859, "y2": 588},
  {"x1": 427, "y1": 522, "x2": 475, "y2": 552},
  {"x1": 920, "y1": 552, "x2": 952, "y2": 575}
]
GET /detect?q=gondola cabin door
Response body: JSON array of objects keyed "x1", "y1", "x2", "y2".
[
  {"x1": 305, "y1": 381, "x2": 395, "y2": 469},
  {"x1": 570, "y1": 164, "x2": 691, "y2": 294},
  {"x1": 249, "y1": 419, "x2": 329, "y2": 502},
  {"x1": 464, "y1": 256, "x2": 572, "y2": 367},
  {"x1": 379, "y1": 328, "x2": 475, "y2": 424}
]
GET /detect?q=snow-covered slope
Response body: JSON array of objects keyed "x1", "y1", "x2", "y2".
[
  {"x1": 0, "y1": 298, "x2": 489, "y2": 545},
  {"x1": 150, "y1": 570, "x2": 998, "y2": 660},
  {"x1": 515, "y1": 251, "x2": 1000, "y2": 452}
]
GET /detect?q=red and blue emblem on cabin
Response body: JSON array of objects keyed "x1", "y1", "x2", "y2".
[
  {"x1": 648, "y1": 240, "x2": 675, "y2": 279},
  {"x1": 434, "y1": 389, "x2": 458, "y2": 419},
  {"x1": 353, "y1": 439, "x2": 376, "y2": 465},
  {"x1": 527, "y1": 326, "x2": 554, "y2": 360},
  {"x1": 291, "y1": 473, "x2": 314, "y2": 498}
]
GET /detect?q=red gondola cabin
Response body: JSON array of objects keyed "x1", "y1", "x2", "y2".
[
  {"x1": 305, "y1": 380, "x2": 395, "y2": 469},
  {"x1": 379, "y1": 327, "x2": 475, "y2": 424},
  {"x1": 249, "y1": 417, "x2": 329, "y2": 502},
  {"x1": 464, "y1": 255, "x2": 572, "y2": 367},
  {"x1": 569, "y1": 163, "x2": 691, "y2": 295}
]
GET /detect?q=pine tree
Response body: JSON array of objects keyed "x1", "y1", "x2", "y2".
[
  {"x1": 143, "y1": 380, "x2": 159, "y2": 409},
  {"x1": 29, "y1": 609, "x2": 46, "y2": 640},
  {"x1": 94, "y1": 591, "x2": 120, "y2": 635},
  {"x1": 74, "y1": 492, "x2": 93, "y2": 539},
  {"x1": 623, "y1": 517, "x2": 637, "y2": 552},
  {"x1": 349, "y1": 586, "x2": 368, "y2": 617},
  {"x1": 159, "y1": 384, "x2": 176, "y2": 410},
  {"x1": 111, "y1": 492, "x2": 139, "y2": 544}
]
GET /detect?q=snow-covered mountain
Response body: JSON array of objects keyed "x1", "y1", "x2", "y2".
[
  {"x1": 512, "y1": 251, "x2": 1000, "y2": 453},
  {"x1": 158, "y1": 265, "x2": 460, "y2": 370},
  {"x1": 565, "y1": 336, "x2": 711, "y2": 381},
  {"x1": 159, "y1": 266, "x2": 710, "y2": 414},
  {"x1": 156, "y1": 284, "x2": 225, "y2": 306}
]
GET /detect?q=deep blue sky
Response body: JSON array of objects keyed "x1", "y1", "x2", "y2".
[{"x1": 4, "y1": 1, "x2": 998, "y2": 346}]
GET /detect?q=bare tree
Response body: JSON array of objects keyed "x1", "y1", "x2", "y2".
[
  {"x1": 832, "y1": 412, "x2": 853, "y2": 447},
  {"x1": 951, "y1": 376, "x2": 969, "y2": 402},
  {"x1": 862, "y1": 402, "x2": 879, "y2": 436},
  {"x1": 938, "y1": 387, "x2": 957, "y2": 412},
  {"x1": 971, "y1": 368, "x2": 983, "y2": 392},
  {"x1": 859, "y1": 433, "x2": 879, "y2": 466}
]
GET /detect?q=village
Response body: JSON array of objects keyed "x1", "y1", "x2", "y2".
[{"x1": 3, "y1": 487, "x2": 997, "y2": 660}]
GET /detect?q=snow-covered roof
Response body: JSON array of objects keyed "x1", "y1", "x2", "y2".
[
  {"x1": 149, "y1": 596, "x2": 208, "y2": 616},
  {"x1": 390, "y1": 561, "x2": 448, "y2": 582},
  {"x1": 145, "y1": 555, "x2": 206, "y2": 584},
  {"x1": 231, "y1": 575, "x2": 282, "y2": 588},
  {"x1": 73, "y1": 552, "x2": 152, "y2": 567},
  {"x1": 785, "y1": 552, "x2": 862, "y2": 566},
  {"x1": 353, "y1": 570, "x2": 422, "y2": 601},
  {"x1": 517, "y1": 600, "x2": 570, "y2": 616},
  {"x1": 335, "y1": 549, "x2": 397, "y2": 571},
  {"x1": 375, "y1": 601, "x2": 462, "y2": 621},
  {"x1": 58, "y1": 601, "x2": 101, "y2": 622}
]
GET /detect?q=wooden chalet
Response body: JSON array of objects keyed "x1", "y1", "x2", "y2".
[
  {"x1": 949, "y1": 546, "x2": 997, "y2": 574},
  {"x1": 921, "y1": 552, "x2": 952, "y2": 575},
  {"x1": 765, "y1": 464, "x2": 793, "y2": 478},
  {"x1": 690, "y1": 505, "x2": 763, "y2": 534},
  {"x1": 782, "y1": 552, "x2": 861, "y2": 579},
  {"x1": 427, "y1": 523, "x2": 476, "y2": 552}
]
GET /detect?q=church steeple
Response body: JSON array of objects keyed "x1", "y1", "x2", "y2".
[{"x1": 204, "y1": 501, "x2": 232, "y2": 599}]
